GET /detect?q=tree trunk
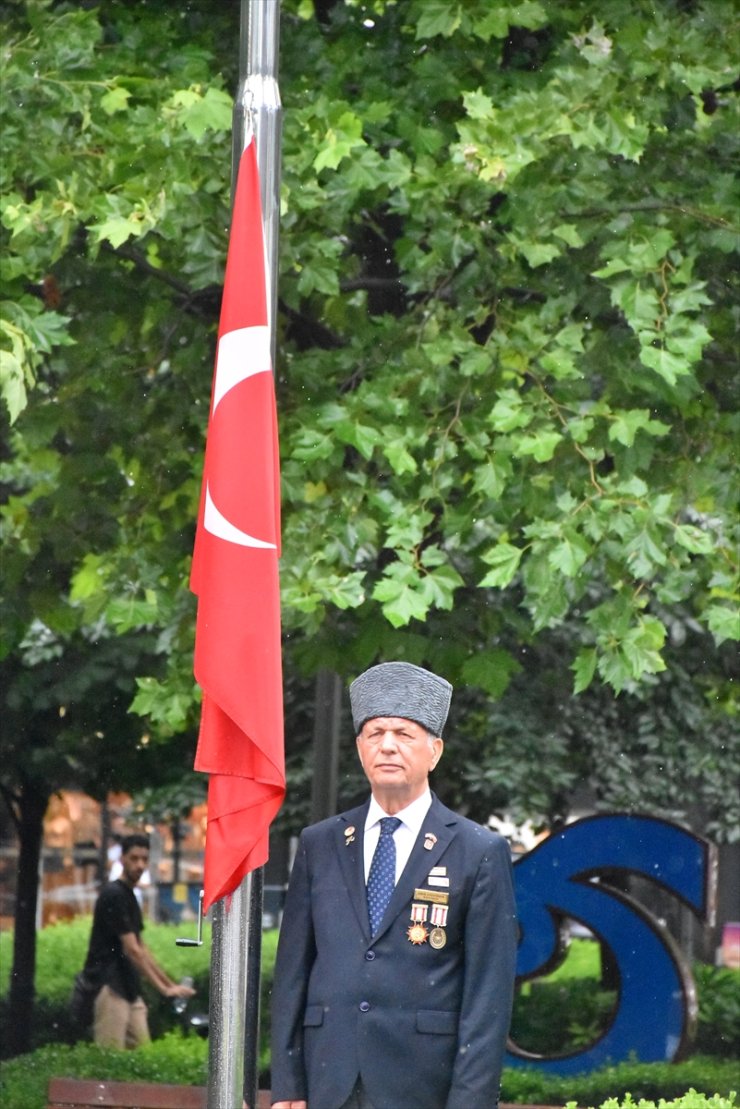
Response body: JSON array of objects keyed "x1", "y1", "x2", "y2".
[{"x1": 7, "y1": 778, "x2": 49, "y2": 1057}]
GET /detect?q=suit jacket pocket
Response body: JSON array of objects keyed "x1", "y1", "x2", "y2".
[
  {"x1": 416, "y1": 1009, "x2": 458, "y2": 1035},
  {"x1": 303, "y1": 1004, "x2": 325, "y2": 1028}
]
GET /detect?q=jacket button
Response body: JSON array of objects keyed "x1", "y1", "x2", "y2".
[
  {"x1": 359, "y1": 1001, "x2": 370, "y2": 1012},
  {"x1": 365, "y1": 950, "x2": 375, "y2": 961}
]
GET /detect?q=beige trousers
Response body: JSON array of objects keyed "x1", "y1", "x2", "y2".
[{"x1": 93, "y1": 984, "x2": 150, "y2": 1049}]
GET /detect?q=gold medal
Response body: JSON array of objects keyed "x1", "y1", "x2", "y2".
[
  {"x1": 429, "y1": 927, "x2": 447, "y2": 949},
  {"x1": 407, "y1": 922, "x2": 429, "y2": 945}
]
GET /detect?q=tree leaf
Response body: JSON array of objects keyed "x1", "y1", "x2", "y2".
[
  {"x1": 639, "y1": 344, "x2": 691, "y2": 385},
  {"x1": 462, "y1": 648, "x2": 519, "y2": 699},
  {"x1": 100, "y1": 86, "x2": 131, "y2": 115},
  {"x1": 705, "y1": 604, "x2": 739, "y2": 645},
  {"x1": 548, "y1": 534, "x2": 591, "y2": 578},
  {"x1": 480, "y1": 543, "x2": 523, "y2": 588},
  {"x1": 571, "y1": 647, "x2": 597, "y2": 694}
]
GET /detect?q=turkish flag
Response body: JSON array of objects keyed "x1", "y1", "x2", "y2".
[{"x1": 190, "y1": 136, "x2": 285, "y2": 911}]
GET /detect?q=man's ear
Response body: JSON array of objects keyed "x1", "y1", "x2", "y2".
[{"x1": 430, "y1": 737, "x2": 444, "y2": 770}]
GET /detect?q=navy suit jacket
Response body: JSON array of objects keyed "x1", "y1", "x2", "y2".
[{"x1": 270, "y1": 794, "x2": 517, "y2": 1109}]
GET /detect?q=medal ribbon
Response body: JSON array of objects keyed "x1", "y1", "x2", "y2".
[{"x1": 430, "y1": 904, "x2": 448, "y2": 927}]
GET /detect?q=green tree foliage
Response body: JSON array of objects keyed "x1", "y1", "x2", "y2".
[
  {"x1": 1, "y1": 0, "x2": 235, "y2": 750},
  {"x1": 1, "y1": 2, "x2": 739, "y2": 1044},
  {"x1": 275, "y1": 0, "x2": 739, "y2": 837},
  {"x1": 0, "y1": 0, "x2": 233, "y2": 1053},
  {"x1": 274, "y1": 0, "x2": 739, "y2": 698}
]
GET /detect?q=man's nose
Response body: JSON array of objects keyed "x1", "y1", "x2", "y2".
[{"x1": 379, "y1": 731, "x2": 399, "y2": 750}]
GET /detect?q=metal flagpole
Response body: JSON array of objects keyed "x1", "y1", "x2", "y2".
[
  {"x1": 206, "y1": 4, "x2": 282, "y2": 1109},
  {"x1": 233, "y1": 0, "x2": 282, "y2": 361},
  {"x1": 207, "y1": 883, "x2": 250, "y2": 1108}
]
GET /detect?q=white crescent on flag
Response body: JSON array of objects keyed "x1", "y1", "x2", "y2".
[
  {"x1": 203, "y1": 323, "x2": 277, "y2": 549},
  {"x1": 211, "y1": 325, "x2": 271, "y2": 412},
  {"x1": 204, "y1": 483, "x2": 277, "y2": 548}
]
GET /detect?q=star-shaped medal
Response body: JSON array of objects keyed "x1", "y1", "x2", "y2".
[{"x1": 407, "y1": 923, "x2": 429, "y2": 945}]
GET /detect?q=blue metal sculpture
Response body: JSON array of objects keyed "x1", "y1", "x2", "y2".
[{"x1": 507, "y1": 813, "x2": 714, "y2": 1075}]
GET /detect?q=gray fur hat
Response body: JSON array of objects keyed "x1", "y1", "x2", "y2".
[{"x1": 349, "y1": 662, "x2": 453, "y2": 737}]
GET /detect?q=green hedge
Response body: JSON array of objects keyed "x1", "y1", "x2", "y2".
[
  {"x1": 693, "y1": 963, "x2": 740, "y2": 1058},
  {"x1": 1, "y1": 921, "x2": 738, "y2": 1106},
  {"x1": 511, "y1": 976, "x2": 618, "y2": 1054},
  {"x1": 0, "y1": 1034, "x2": 208, "y2": 1109},
  {"x1": 510, "y1": 941, "x2": 739, "y2": 1059},
  {"x1": 501, "y1": 1059, "x2": 740, "y2": 1105},
  {"x1": 0, "y1": 1037, "x2": 737, "y2": 1109},
  {"x1": 570, "y1": 1095, "x2": 737, "y2": 1109}
]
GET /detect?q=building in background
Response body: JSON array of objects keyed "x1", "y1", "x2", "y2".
[{"x1": 0, "y1": 791, "x2": 206, "y2": 930}]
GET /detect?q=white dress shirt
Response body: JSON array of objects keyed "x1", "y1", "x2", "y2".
[{"x1": 363, "y1": 790, "x2": 433, "y2": 884}]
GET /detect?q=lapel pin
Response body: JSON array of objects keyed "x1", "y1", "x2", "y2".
[
  {"x1": 424, "y1": 832, "x2": 437, "y2": 850},
  {"x1": 345, "y1": 826, "x2": 355, "y2": 845}
]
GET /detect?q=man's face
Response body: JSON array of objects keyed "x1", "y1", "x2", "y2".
[
  {"x1": 120, "y1": 846, "x2": 149, "y2": 888},
  {"x1": 356, "y1": 716, "x2": 443, "y2": 805}
]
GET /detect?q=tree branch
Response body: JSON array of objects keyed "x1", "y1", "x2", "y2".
[
  {"x1": 566, "y1": 200, "x2": 737, "y2": 230},
  {"x1": 278, "y1": 298, "x2": 344, "y2": 350},
  {"x1": 103, "y1": 242, "x2": 222, "y2": 313}
]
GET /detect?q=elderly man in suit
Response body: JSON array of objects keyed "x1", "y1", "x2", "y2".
[{"x1": 271, "y1": 662, "x2": 518, "y2": 1109}]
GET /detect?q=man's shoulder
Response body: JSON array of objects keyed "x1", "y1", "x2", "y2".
[
  {"x1": 95, "y1": 879, "x2": 140, "y2": 920},
  {"x1": 97, "y1": 879, "x2": 126, "y2": 904},
  {"x1": 302, "y1": 802, "x2": 368, "y2": 841}
]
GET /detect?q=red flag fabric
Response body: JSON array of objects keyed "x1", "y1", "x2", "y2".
[{"x1": 191, "y1": 136, "x2": 285, "y2": 911}]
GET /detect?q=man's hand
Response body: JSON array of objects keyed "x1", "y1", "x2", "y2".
[
  {"x1": 164, "y1": 983, "x2": 196, "y2": 1000},
  {"x1": 271, "y1": 1102, "x2": 307, "y2": 1108}
]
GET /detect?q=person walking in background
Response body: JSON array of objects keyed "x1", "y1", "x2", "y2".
[
  {"x1": 271, "y1": 661, "x2": 518, "y2": 1109},
  {"x1": 81, "y1": 832, "x2": 194, "y2": 1049}
]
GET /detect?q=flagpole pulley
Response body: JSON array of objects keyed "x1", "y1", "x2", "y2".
[{"x1": 175, "y1": 889, "x2": 204, "y2": 947}]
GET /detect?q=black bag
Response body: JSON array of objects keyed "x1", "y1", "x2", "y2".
[{"x1": 70, "y1": 971, "x2": 99, "y2": 1030}]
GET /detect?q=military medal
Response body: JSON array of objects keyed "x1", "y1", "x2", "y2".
[
  {"x1": 429, "y1": 903, "x2": 448, "y2": 948},
  {"x1": 408, "y1": 901, "x2": 429, "y2": 944},
  {"x1": 430, "y1": 927, "x2": 447, "y2": 949},
  {"x1": 407, "y1": 922, "x2": 429, "y2": 945}
]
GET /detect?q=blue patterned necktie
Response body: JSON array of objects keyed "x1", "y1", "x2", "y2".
[{"x1": 366, "y1": 816, "x2": 401, "y2": 934}]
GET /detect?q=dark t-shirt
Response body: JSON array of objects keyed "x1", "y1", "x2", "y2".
[{"x1": 83, "y1": 880, "x2": 144, "y2": 1001}]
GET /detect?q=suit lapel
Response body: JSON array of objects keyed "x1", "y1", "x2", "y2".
[{"x1": 335, "y1": 801, "x2": 371, "y2": 937}]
